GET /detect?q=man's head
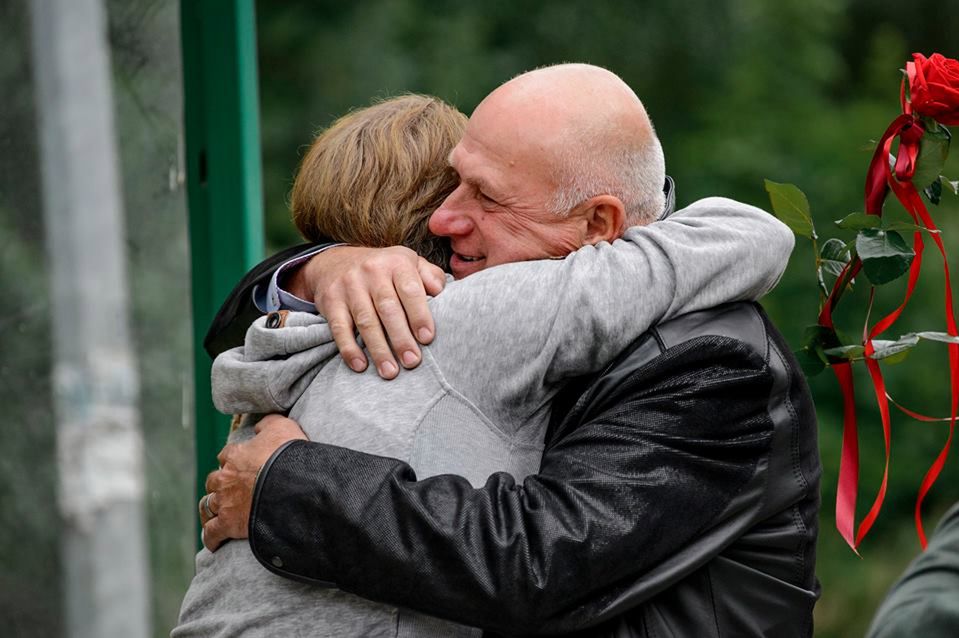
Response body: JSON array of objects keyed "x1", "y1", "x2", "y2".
[
  {"x1": 429, "y1": 63, "x2": 666, "y2": 279},
  {"x1": 291, "y1": 94, "x2": 467, "y2": 269}
]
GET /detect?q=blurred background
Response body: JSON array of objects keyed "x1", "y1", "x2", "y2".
[{"x1": 2, "y1": 0, "x2": 958, "y2": 636}]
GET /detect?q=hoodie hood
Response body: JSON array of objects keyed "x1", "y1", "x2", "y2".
[{"x1": 211, "y1": 311, "x2": 338, "y2": 415}]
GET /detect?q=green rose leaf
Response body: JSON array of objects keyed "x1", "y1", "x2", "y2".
[
  {"x1": 795, "y1": 348, "x2": 827, "y2": 376},
  {"x1": 822, "y1": 344, "x2": 865, "y2": 361},
  {"x1": 869, "y1": 333, "x2": 920, "y2": 364},
  {"x1": 799, "y1": 325, "x2": 846, "y2": 370},
  {"x1": 835, "y1": 212, "x2": 881, "y2": 231},
  {"x1": 856, "y1": 228, "x2": 915, "y2": 285},
  {"x1": 882, "y1": 221, "x2": 934, "y2": 234},
  {"x1": 912, "y1": 123, "x2": 951, "y2": 190},
  {"x1": 820, "y1": 238, "x2": 851, "y2": 277},
  {"x1": 765, "y1": 179, "x2": 814, "y2": 239},
  {"x1": 803, "y1": 325, "x2": 841, "y2": 352}
]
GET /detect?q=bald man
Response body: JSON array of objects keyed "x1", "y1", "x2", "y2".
[{"x1": 202, "y1": 65, "x2": 820, "y2": 637}]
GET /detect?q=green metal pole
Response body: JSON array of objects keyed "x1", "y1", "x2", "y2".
[{"x1": 180, "y1": 0, "x2": 264, "y2": 539}]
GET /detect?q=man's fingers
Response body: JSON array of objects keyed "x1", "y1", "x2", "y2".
[
  {"x1": 198, "y1": 494, "x2": 212, "y2": 526},
  {"x1": 198, "y1": 491, "x2": 220, "y2": 526},
  {"x1": 418, "y1": 258, "x2": 447, "y2": 299},
  {"x1": 202, "y1": 516, "x2": 226, "y2": 552},
  {"x1": 347, "y1": 281, "x2": 398, "y2": 379},
  {"x1": 326, "y1": 304, "x2": 367, "y2": 373},
  {"x1": 205, "y1": 469, "x2": 220, "y2": 494},
  {"x1": 395, "y1": 268, "x2": 435, "y2": 350},
  {"x1": 311, "y1": 245, "x2": 440, "y2": 378},
  {"x1": 216, "y1": 443, "x2": 236, "y2": 468},
  {"x1": 373, "y1": 284, "x2": 421, "y2": 370},
  {"x1": 254, "y1": 413, "x2": 287, "y2": 434},
  {"x1": 319, "y1": 277, "x2": 369, "y2": 373}
]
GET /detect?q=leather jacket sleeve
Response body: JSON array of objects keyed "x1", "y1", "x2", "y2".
[{"x1": 247, "y1": 305, "x2": 805, "y2": 635}]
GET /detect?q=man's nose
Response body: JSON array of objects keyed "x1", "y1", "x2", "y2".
[{"x1": 430, "y1": 190, "x2": 475, "y2": 237}]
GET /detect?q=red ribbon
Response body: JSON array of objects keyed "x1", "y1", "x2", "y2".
[
  {"x1": 821, "y1": 102, "x2": 958, "y2": 551},
  {"x1": 887, "y1": 393, "x2": 956, "y2": 422},
  {"x1": 891, "y1": 181, "x2": 958, "y2": 549}
]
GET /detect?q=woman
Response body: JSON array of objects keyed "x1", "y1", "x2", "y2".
[{"x1": 174, "y1": 94, "x2": 791, "y2": 637}]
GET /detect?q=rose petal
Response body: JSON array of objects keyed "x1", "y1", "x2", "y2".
[{"x1": 908, "y1": 52, "x2": 959, "y2": 124}]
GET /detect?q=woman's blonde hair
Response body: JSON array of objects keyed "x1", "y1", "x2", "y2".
[{"x1": 291, "y1": 95, "x2": 467, "y2": 268}]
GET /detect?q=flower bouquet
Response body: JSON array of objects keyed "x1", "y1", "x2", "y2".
[{"x1": 766, "y1": 53, "x2": 959, "y2": 551}]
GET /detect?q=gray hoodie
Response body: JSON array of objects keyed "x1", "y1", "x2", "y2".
[{"x1": 174, "y1": 197, "x2": 794, "y2": 638}]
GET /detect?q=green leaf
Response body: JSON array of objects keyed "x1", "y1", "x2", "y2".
[
  {"x1": 835, "y1": 212, "x2": 881, "y2": 231},
  {"x1": 924, "y1": 177, "x2": 943, "y2": 205},
  {"x1": 795, "y1": 348, "x2": 827, "y2": 376},
  {"x1": 765, "y1": 179, "x2": 814, "y2": 239},
  {"x1": 912, "y1": 124, "x2": 951, "y2": 189},
  {"x1": 869, "y1": 334, "x2": 920, "y2": 363},
  {"x1": 803, "y1": 325, "x2": 841, "y2": 352},
  {"x1": 923, "y1": 118, "x2": 952, "y2": 140},
  {"x1": 801, "y1": 325, "x2": 845, "y2": 368},
  {"x1": 856, "y1": 228, "x2": 915, "y2": 285},
  {"x1": 820, "y1": 238, "x2": 851, "y2": 277},
  {"x1": 823, "y1": 344, "x2": 865, "y2": 361},
  {"x1": 882, "y1": 221, "x2": 936, "y2": 234}
]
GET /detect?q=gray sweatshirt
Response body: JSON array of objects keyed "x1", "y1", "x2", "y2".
[{"x1": 174, "y1": 198, "x2": 794, "y2": 638}]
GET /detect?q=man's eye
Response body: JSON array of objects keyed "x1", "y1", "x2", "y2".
[{"x1": 478, "y1": 192, "x2": 496, "y2": 205}]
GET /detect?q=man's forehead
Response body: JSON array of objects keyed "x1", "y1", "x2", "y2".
[
  {"x1": 450, "y1": 129, "x2": 513, "y2": 174},
  {"x1": 458, "y1": 108, "x2": 557, "y2": 171}
]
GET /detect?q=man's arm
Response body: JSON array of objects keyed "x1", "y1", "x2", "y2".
[{"x1": 244, "y1": 331, "x2": 777, "y2": 634}]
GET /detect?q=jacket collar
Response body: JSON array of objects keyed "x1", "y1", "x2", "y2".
[{"x1": 659, "y1": 176, "x2": 676, "y2": 220}]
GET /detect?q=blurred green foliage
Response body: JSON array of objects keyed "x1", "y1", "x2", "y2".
[
  {"x1": 254, "y1": 2, "x2": 959, "y2": 636},
  {"x1": 0, "y1": 1, "x2": 63, "y2": 635},
  {"x1": 1, "y1": 1, "x2": 193, "y2": 636}
]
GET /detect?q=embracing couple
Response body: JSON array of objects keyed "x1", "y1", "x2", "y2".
[{"x1": 174, "y1": 64, "x2": 820, "y2": 637}]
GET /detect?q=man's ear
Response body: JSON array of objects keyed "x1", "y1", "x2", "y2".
[{"x1": 581, "y1": 195, "x2": 627, "y2": 245}]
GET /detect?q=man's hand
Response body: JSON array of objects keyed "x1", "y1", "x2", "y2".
[
  {"x1": 201, "y1": 415, "x2": 307, "y2": 552},
  {"x1": 289, "y1": 246, "x2": 446, "y2": 379}
]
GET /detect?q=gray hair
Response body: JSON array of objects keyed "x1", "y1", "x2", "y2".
[{"x1": 546, "y1": 128, "x2": 666, "y2": 225}]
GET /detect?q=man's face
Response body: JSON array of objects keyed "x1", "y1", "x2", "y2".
[{"x1": 428, "y1": 105, "x2": 586, "y2": 279}]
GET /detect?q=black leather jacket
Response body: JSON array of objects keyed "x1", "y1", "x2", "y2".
[{"x1": 240, "y1": 301, "x2": 820, "y2": 637}]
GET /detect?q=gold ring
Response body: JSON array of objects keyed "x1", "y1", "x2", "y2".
[{"x1": 200, "y1": 493, "x2": 216, "y2": 519}]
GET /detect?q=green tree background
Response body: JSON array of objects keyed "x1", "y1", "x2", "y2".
[
  {"x1": 2, "y1": 0, "x2": 959, "y2": 636},
  {"x1": 255, "y1": 2, "x2": 959, "y2": 636}
]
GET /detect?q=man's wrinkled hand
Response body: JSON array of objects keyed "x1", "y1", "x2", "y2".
[
  {"x1": 297, "y1": 245, "x2": 446, "y2": 379},
  {"x1": 201, "y1": 415, "x2": 307, "y2": 552}
]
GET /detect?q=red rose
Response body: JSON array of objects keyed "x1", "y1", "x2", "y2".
[{"x1": 907, "y1": 53, "x2": 959, "y2": 125}]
